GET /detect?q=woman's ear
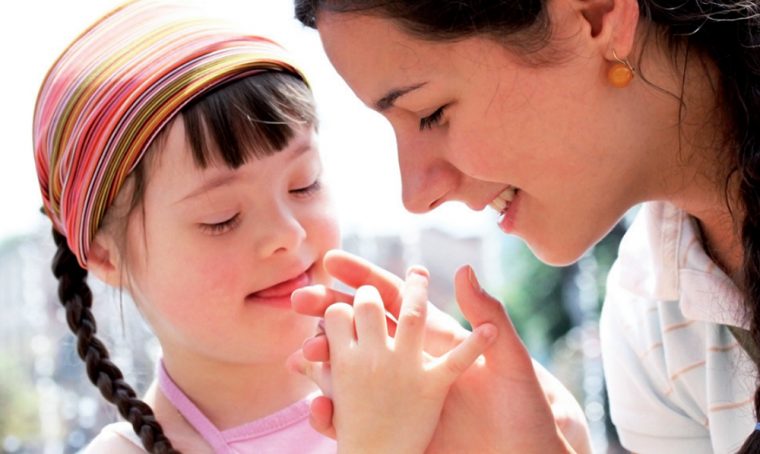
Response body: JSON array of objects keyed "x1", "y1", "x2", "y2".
[
  {"x1": 88, "y1": 232, "x2": 125, "y2": 288},
  {"x1": 559, "y1": 0, "x2": 640, "y2": 59}
]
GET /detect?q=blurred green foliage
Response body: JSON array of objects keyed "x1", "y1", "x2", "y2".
[
  {"x1": 497, "y1": 223, "x2": 627, "y2": 359},
  {"x1": 0, "y1": 354, "x2": 39, "y2": 441}
]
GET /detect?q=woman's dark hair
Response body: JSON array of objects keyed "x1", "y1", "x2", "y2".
[
  {"x1": 295, "y1": 0, "x2": 760, "y2": 451},
  {"x1": 52, "y1": 71, "x2": 315, "y2": 453}
]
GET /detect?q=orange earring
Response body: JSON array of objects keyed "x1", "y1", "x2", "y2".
[{"x1": 608, "y1": 50, "x2": 634, "y2": 88}]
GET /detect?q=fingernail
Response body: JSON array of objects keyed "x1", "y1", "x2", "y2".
[
  {"x1": 468, "y1": 266, "x2": 481, "y2": 292},
  {"x1": 406, "y1": 265, "x2": 429, "y2": 278}
]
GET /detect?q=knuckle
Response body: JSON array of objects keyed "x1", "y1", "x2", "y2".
[
  {"x1": 324, "y1": 302, "x2": 353, "y2": 320},
  {"x1": 444, "y1": 358, "x2": 466, "y2": 377},
  {"x1": 399, "y1": 307, "x2": 426, "y2": 329}
]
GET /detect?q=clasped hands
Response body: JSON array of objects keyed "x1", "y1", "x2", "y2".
[{"x1": 287, "y1": 250, "x2": 590, "y2": 454}]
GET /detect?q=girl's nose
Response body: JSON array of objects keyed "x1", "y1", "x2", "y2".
[{"x1": 255, "y1": 206, "x2": 307, "y2": 258}]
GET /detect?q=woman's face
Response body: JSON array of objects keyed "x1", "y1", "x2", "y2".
[{"x1": 316, "y1": 9, "x2": 661, "y2": 265}]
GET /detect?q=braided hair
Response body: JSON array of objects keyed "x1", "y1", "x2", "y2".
[
  {"x1": 45, "y1": 71, "x2": 316, "y2": 452},
  {"x1": 51, "y1": 228, "x2": 178, "y2": 453}
]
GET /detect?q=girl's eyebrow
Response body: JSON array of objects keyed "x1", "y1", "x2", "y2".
[
  {"x1": 175, "y1": 172, "x2": 241, "y2": 205},
  {"x1": 173, "y1": 142, "x2": 314, "y2": 205},
  {"x1": 375, "y1": 82, "x2": 427, "y2": 111}
]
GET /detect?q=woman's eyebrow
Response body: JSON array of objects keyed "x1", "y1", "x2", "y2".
[{"x1": 375, "y1": 82, "x2": 427, "y2": 111}]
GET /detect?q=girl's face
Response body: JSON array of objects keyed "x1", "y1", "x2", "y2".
[
  {"x1": 121, "y1": 120, "x2": 340, "y2": 366},
  {"x1": 316, "y1": 10, "x2": 668, "y2": 265}
]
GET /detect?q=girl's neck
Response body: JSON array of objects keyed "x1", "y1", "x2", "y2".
[{"x1": 159, "y1": 351, "x2": 318, "y2": 431}]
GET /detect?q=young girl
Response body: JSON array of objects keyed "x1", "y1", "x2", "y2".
[
  {"x1": 34, "y1": 1, "x2": 492, "y2": 452},
  {"x1": 33, "y1": 1, "x2": 338, "y2": 452}
]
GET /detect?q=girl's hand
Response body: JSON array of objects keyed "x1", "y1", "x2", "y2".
[
  {"x1": 310, "y1": 267, "x2": 497, "y2": 454},
  {"x1": 289, "y1": 250, "x2": 589, "y2": 454}
]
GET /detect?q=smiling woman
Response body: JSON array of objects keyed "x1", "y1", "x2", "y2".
[{"x1": 290, "y1": 0, "x2": 760, "y2": 453}]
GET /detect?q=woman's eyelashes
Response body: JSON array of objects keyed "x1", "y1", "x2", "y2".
[
  {"x1": 200, "y1": 213, "x2": 242, "y2": 235},
  {"x1": 419, "y1": 105, "x2": 446, "y2": 131}
]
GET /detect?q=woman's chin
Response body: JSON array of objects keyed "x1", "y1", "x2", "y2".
[{"x1": 524, "y1": 238, "x2": 593, "y2": 267}]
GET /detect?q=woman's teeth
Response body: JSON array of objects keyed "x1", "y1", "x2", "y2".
[{"x1": 489, "y1": 187, "x2": 516, "y2": 214}]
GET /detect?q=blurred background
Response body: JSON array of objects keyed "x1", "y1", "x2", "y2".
[{"x1": 0, "y1": 1, "x2": 629, "y2": 452}]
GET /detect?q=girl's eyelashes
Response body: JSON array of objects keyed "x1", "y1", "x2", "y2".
[
  {"x1": 290, "y1": 179, "x2": 322, "y2": 197},
  {"x1": 199, "y1": 213, "x2": 241, "y2": 235},
  {"x1": 419, "y1": 105, "x2": 446, "y2": 131}
]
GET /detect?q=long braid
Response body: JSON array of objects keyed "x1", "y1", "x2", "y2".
[{"x1": 51, "y1": 229, "x2": 180, "y2": 454}]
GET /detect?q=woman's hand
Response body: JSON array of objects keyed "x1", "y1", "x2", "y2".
[
  {"x1": 289, "y1": 249, "x2": 588, "y2": 453},
  {"x1": 297, "y1": 266, "x2": 496, "y2": 454}
]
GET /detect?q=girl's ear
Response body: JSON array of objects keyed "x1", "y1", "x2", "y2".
[
  {"x1": 88, "y1": 232, "x2": 125, "y2": 288},
  {"x1": 558, "y1": 0, "x2": 640, "y2": 59}
]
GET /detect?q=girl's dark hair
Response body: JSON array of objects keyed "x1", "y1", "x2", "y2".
[
  {"x1": 53, "y1": 71, "x2": 315, "y2": 453},
  {"x1": 295, "y1": 0, "x2": 760, "y2": 451}
]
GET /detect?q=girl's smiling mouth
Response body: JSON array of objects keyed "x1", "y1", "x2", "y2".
[{"x1": 247, "y1": 265, "x2": 314, "y2": 306}]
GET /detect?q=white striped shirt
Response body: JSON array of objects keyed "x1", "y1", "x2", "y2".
[{"x1": 600, "y1": 202, "x2": 756, "y2": 454}]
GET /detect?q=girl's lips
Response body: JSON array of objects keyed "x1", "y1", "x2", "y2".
[{"x1": 249, "y1": 270, "x2": 311, "y2": 299}]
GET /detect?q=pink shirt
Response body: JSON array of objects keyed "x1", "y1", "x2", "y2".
[{"x1": 92, "y1": 361, "x2": 336, "y2": 453}]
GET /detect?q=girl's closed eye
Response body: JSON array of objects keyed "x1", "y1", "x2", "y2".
[
  {"x1": 199, "y1": 213, "x2": 241, "y2": 235},
  {"x1": 290, "y1": 178, "x2": 322, "y2": 197},
  {"x1": 419, "y1": 105, "x2": 447, "y2": 131}
]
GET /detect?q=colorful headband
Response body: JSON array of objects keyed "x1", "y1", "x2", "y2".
[{"x1": 33, "y1": 0, "x2": 308, "y2": 268}]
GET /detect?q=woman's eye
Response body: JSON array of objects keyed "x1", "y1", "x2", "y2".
[
  {"x1": 199, "y1": 213, "x2": 241, "y2": 235},
  {"x1": 290, "y1": 179, "x2": 322, "y2": 197},
  {"x1": 419, "y1": 106, "x2": 446, "y2": 131}
]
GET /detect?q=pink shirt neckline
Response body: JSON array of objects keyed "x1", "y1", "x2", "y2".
[{"x1": 157, "y1": 360, "x2": 313, "y2": 452}]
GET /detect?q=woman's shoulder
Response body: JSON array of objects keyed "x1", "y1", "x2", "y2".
[{"x1": 81, "y1": 422, "x2": 146, "y2": 454}]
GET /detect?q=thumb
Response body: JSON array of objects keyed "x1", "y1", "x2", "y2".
[
  {"x1": 286, "y1": 349, "x2": 333, "y2": 397},
  {"x1": 453, "y1": 265, "x2": 533, "y2": 371}
]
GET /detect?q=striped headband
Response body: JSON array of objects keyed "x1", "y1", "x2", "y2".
[{"x1": 33, "y1": 0, "x2": 308, "y2": 268}]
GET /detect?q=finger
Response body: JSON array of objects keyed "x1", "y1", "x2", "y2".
[
  {"x1": 292, "y1": 284, "x2": 353, "y2": 317},
  {"x1": 286, "y1": 349, "x2": 332, "y2": 396},
  {"x1": 323, "y1": 249, "x2": 405, "y2": 316},
  {"x1": 292, "y1": 283, "x2": 399, "y2": 337},
  {"x1": 309, "y1": 396, "x2": 337, "y2": 439},
  {"x1": 394, "y1": 267, "x2": 430, "y2": 353},
  {"x1": 433, "y1": 322, "x2": 498, "y2": 383},
  {"x1": 353, "y1": 285, "x2": 389, "y2": 347},
  {"x1": 302, "y1": 334, "x2": 330, "y2": 362},
  {"x1": 454, "y1": 265, "x2": 533, "y2": 371},
  {"x1": 324, "y1": 302, "x2": 356, "y2": 352}
]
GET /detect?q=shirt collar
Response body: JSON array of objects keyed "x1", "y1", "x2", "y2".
[{"x1": 618, "y1": 202, "x2": 747, "y2": 328}]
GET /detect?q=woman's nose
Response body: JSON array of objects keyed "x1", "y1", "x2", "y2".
[
  {"x1": 255, "y1": 205, "x2": 307, "y2": 258},
  {"x1": 398, "y1": 144, "x2": 459, "y2": 214}
]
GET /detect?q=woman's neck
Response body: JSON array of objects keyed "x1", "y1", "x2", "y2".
[{"x1": 638, "y1": 39, "x2": 744, "y2": 280}]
